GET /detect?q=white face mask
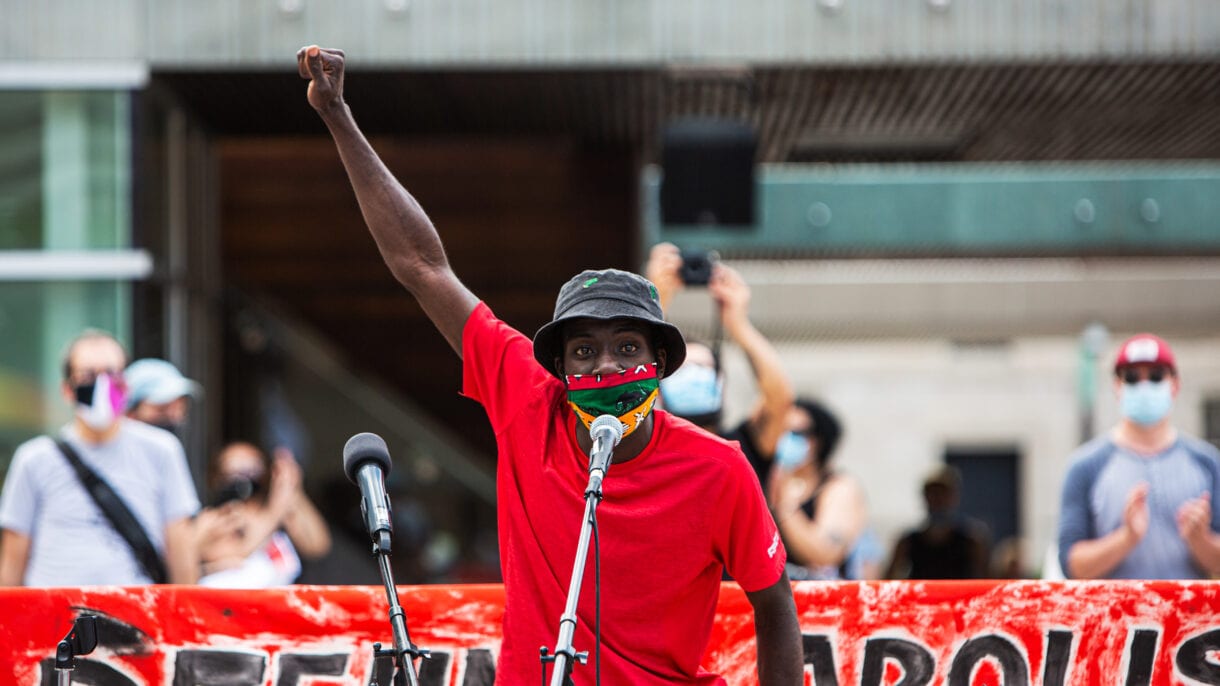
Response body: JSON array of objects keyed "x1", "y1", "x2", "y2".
[
  {"x1": 659, "y1": 362, "x2": 723, "y2": 418},
  {"x1": 74, "y1": 373, "x2": 126, "y2": 431},
  {"x1": 1120, "y1": 379, "x2": 1173, "y2": 426},
  {"x1": 774, "y1": 431, "x2": 811, "y2": 470}
]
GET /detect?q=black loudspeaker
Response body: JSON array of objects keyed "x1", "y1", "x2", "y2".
[{"x1": 660, "y1": 118, "x2": 756, "y2": 226}]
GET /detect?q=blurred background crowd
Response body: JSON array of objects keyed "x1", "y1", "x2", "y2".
[{"x1": 0, "y1": 0, "x2": 1218, "y2": 587}]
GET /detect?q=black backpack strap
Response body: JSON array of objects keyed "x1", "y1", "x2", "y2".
[{"x1": 54, "y1": 438, "x2": 169, "y2": 584}]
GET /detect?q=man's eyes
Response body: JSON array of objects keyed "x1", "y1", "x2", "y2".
[{"x1": 568, "y1": 340, "x2": 644, "y2": 356}]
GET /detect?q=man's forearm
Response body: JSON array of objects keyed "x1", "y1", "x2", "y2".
[
  {"x1": 748, "y1": 577, "x2": 804, "y2": 685},
  {"x1": 1065, "y1": 528, "x2": 1137, "y2": 579},
  {"x1": 729, "y1": 314, "x2": 795, "y2": 455},
  {"x1": 1185, "y1": 531, "x2": 1220, "y2": 576},
  {"x1": 756, "y1": 615, "x2": 803, "y2": 685},
  {"x1": 0, "y1": 529, "x2": 30, "y2": 586},
  {"x1": 729, "y1": 316, "x2": 794, "y2": 408},
  {"x1": 165, "y1": 518, "x2": 199, "y2": 584},
  {"x1": 778, "y1": 511, "x2": 850, "y2": 568},
  {"x1": 318, "y1": 103, "x2": 448, "y2": 291}
]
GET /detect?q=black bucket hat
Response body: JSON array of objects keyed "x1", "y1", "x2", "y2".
[{"x1": 532, "y1": 268, "x2": 686, "y2": 378}]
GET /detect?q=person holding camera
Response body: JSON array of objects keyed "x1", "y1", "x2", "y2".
[
  {"x1": 646, "y1": 242, "x2": 795, "y2": 485},
  {"x1": 195, "y1": 442, "x2": 331, "y2": 587}
]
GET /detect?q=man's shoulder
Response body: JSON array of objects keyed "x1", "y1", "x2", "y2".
[
  {"x1": 15, "y1": 432, "x2": 58, "y2": 453},
  {"x1": 1178, "y1": 433, "x2": 1220, "y2": 467},
  {"x1": 657, "y1": 412, "x2": 750, "y2": 471},
  {"x1": 117, "y1": 420, "x2": 185, "y2": 455},
  {"x1": 10, "y1": 434, "x2": 60, "y2": 467},
  {"x1": 464, "y1": 301, "x2": 554, "y2": 383},
  {"x1": 466, "y1": 301, "x2": 531, "y2": 352},
  {"x1": 109, "y1": 419, "x2": 187, "y2": 461},
  {"x1": 1066, "y1": 434, "x2": 1118, "y2": 470},
  {"x1": 661, "y1": 411, "x2": 740, "y2": 449}
]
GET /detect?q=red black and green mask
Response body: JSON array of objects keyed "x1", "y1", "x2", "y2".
[{"x1": 564, "y1": 363, "x2": 660, "y2": 438}]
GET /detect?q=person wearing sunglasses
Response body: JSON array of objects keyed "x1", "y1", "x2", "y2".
[
  {"x1": 0, "y1": 330, "x2": 201, "y2": 586},
  {"x1": 1057, "y1": 333, "x2": 1220, "y2": 579}
]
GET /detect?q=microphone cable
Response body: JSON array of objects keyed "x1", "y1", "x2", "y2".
[{"x1": 592, "y1": 505, "x2": 602, "y2": 686}]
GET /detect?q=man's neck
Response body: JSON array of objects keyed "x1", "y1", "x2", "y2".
[
  {"x1": 1113, "y1": 419, "x2": 1177, "y2": 455},
  {"x1": 73, "y1": 417, "x2": 123, "y2": 445}
]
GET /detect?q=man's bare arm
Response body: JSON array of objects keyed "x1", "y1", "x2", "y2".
[
  {"x1": 298, "y1": 45, "x2": 478, "y2": 354},
  {"x1": 164, "y1": 516, "x2": 199, "y2": 584},
  {"x1": 0, "y1": 529, "x2": 30, "y2": 586},
  {"x1": 744, "y1": 573, "x2": 803, "y2": 685},
  {"x1": 712, "y1": 264, "x2": 794, "y2": 458}
]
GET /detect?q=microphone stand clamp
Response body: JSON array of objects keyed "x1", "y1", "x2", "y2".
[{"x1": 54, "y1": 615, "x2": 98, "y2": 686}]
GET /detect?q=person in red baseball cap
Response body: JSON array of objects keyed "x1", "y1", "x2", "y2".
[{"x1": 1057, "y1": 333, "x2": 1220, "y2": 579}]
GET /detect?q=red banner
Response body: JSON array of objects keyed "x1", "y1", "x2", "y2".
[{"x1": 2, "y1": 581, "x2": 1219, "y2": 685}]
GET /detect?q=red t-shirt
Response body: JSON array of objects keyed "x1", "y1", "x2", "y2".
[{"x1": 461, "y1": 302, "x2": 786, "y2": 685}]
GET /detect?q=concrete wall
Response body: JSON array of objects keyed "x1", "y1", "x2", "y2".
[{"x1": 4, "y1": 0, "x2": 1218, "y2": 66}]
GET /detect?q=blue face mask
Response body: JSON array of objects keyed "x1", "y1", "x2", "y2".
[
  {"x1": 1121, "y1": 380, "x2": 1173, "y2": 426},
  {"x1": 659, "y1": 363, "x2": 723, "y2": 418},
  {"x1": 774, "y1": 431, "x2": 811, "y2": 470}
]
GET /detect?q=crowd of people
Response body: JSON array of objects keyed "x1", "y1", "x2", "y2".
[
  {"x1": 0, "y1": 39, "x2": 1216, "y2": 686},
  {"x1": 5, "y1": 272, "x2": 1209, "y2": 595},
  {"x1": 0, "y1": 334, "x2": 332, "y2": 588}
]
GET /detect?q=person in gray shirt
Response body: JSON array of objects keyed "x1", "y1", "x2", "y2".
[
  {"x1": 1058, "y1": 333, "x2": 1220, "y2": 579},
  {"x1": 0, "y1": 330, "x2": 200, "y2": 586}
]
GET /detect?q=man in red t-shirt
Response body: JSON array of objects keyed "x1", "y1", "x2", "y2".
[{"x1": 298, "y1": 45, "x2": 803, "y2": 685}]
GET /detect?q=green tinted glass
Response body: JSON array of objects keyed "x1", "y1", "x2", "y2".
[{"x1": 0, "y1": 91, "x2": 130, "y2": 250}]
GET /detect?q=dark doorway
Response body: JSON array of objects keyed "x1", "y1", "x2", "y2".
[{"x1": 944, "y1": 446, "x2": 1021, "y2": 546}]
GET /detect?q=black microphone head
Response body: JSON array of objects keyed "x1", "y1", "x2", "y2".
[
  {"x1": 590, "y1": 414, "x2": 625, "y2": 446},
  {"x1": 343, "y1": 432, "x2": 392, "y2": 484}
]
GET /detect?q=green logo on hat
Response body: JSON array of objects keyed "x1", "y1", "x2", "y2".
[
  {"x1": 582, "y1": 278, "x2": 599, "y2": 288},
  {"x1": 649, "y1": 285, "x2": 658, "y2": 301}
]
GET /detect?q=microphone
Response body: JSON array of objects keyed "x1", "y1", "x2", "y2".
[
  {"x1": 585, "y1": 414, "x2": 625, "y2": 496},
  {"x1": 343, "y1": 432, "x2": 394, "y2": 553}
]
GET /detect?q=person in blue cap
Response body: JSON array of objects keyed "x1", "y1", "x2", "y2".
[{"x1": 124, "y1": 358, "x2": 202, "y2": 433}]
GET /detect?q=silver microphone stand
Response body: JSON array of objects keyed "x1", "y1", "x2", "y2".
[
  {"x1": 541, "y1": 482, "x2": 602, "y2": 685},
  {"x1": 370, "y1": 527, "x2": 431, "y2": 686},
  {"x1": 541, "y1": 415, "x2": 623, "y2": 686}
]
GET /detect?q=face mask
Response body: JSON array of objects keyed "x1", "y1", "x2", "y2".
[
  {"x1": 660, "y1": 362, "x2": 723, "y2": 422},
  {"x1": 74, "y1": 373, "x2": 127, "y2": 432},
  {"x1": 1121, "y1": 380, "x2": 1173, "y2": 426},
  {"x1": 774, "y1": 431, "x2": 811, "y2": 470},
  {"x1": 565, "y1": 363, "x2": 659, "y2": 439}
]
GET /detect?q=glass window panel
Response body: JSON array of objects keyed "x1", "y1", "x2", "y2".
[
  {"x1": 0, "y1": 93, "x2": 43, "y2": 249},
  {"x1": 0, "y1": 90, "x2": 129, "y2": 251}
]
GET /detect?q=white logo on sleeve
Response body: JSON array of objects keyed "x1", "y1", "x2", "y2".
[{"x1": 767, "y1": 531, "x2": 780, "y2": 557}]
